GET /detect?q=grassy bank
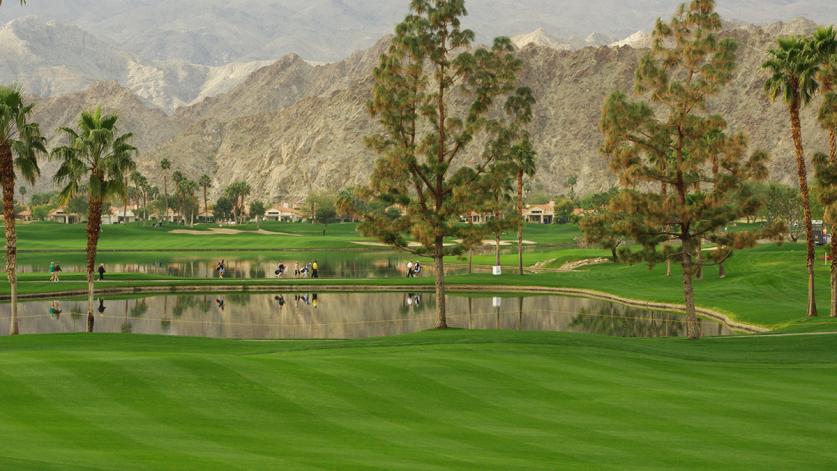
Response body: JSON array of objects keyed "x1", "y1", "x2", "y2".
[{"x1": 0, "y1": 330, "x2": 835, "y2": 469}]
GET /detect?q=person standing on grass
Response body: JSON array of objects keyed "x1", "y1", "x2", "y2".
[
  {"x1": 312, "y1": 260, "x2": 319, "y2": 279},
  {"x1": 54, "y1": 263, "x2": 62, "y2": 282},
  {"x1": 49, "y1": 261, "x2": 55, "y2": 282},
  {"x1": 217, "y1": 260, "x2": 226, "y2": 279},
  {"x1": 407, "y1": 261, "x2": 414, "y2": 278},
  {"x1": 97, "y1": 264, "x2": 106, "y2": 281}
]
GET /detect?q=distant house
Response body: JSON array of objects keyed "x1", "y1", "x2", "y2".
[
  {"x1": 103, "y1": 207, "x2": 138, "y2": 225},
  {"x1": 264, "y1": 203, "x2": 304, "y2": 222},
  {"x1": 49, "y1": 208, "x2": 80, "y2": 224},
  {"x1": 523, "y1": 201, "x2": 555, "y2": 224},
  {"x1": 461, "y1": 211, "x2": 493, "y2": 224},
  {"x1": 197, "y1": 210, "x2": 215, "y2": 223},
  {"x1": 17, "y1": 209, "x2": 32, "y2": 222}
]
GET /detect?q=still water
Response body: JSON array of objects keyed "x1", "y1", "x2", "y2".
[
  {"x1": 17, "y1": 252, "x2": 479, "y2": 279},
  {"x1": 0, "y1": 292, "x2": 736, "y2": 339}
]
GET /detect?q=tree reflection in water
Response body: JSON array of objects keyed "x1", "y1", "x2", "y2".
[
  {"x1": 569, "y1": 304, "x2": 725, "y2": 337},
  {"x1": 130, "y1": 299, "x2": 148, "y2": 317},
  {"x1": 1, "y1": 292, "x2": 736, "y2": 339}
]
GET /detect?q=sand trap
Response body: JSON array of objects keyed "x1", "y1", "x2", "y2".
[
  {"x1": 170, "y1": 229, "x2": 218, "y2": 235},
  {"x1": 479, "y1": 239, "x2": 537, "y2": 246},
  {"x1": 255, "y1": 229, "x2": 302, "y2": 236},
  {"x1": 451, "y1": 239, "x2": 537, "y2": 246},
  {"x1": 350, "y1": 241, "x2": 457, "y2": 248}
]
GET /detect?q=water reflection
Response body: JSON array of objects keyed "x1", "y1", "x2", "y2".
[
  {"x1": 17, "y1": 253, "x2": 481, "y2": 279},
  {"x1": 569, "y1": 303, "x2": 728, "y2": 338},
  {"x1": 0, "y1": 293, "x2": 737, "y2": 339}
]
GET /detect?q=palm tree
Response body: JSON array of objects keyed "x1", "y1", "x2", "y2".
[
  {"x1": 175, "y1": 178, "x2": 199, "y2": 226},
  {"x1": 130, "y1": 170, "x2": 148, "y2": 223},
  {"x1": 511, "y1": 140, "x2": 536, "y2": 275},
  {"x1": 812, "y1": 27, "x2": 837, "y2": 317},
  {"x1": 236, "y1": 182, "x2": 251, "y2": 223},
  {"x1": 0, "y1": 86, "x2": 46, "y2": 336},
  {"x1": 566, "y1": 175, "x2": 578, "y2": 197},
  {"x1": 160, "y1": 158, "x2": 171, "y2": 221},
  {"x1": 52, "y1": 109, "x2": 137, "y2": 328},
  {"x1": 224, "y1": 181, "x2": 251, "y2": 223},
  {"x1": 198, "y1": 174, "x2": 211, "y2": 221},
  {"x1": 764, "y1": 36, "x2": 823, "y2": 317}
]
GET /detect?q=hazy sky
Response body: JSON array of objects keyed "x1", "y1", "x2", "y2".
[{"x1": 1, "y1": 0, "x2": 835, "y2": 62}]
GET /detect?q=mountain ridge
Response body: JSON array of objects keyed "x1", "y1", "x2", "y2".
[{"x1": 25, "y1": 18, "x2": 833, "y2": 203}]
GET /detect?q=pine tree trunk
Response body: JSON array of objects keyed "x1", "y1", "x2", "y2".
[
  {"x1": 468, "y1": 249, "x2": 472, "y2": 274},
  {"x1": 1, "y1": 144, "x2": 19, "y2": 335},
  {"x1": 790, "y1": 101, "x2": 817, "y2": 317},
  {"x1": 517, "y1": 170, "x2": 524, "y2": 275},
  {"x1": 681, "y1": 235, "x2": 700, "y2": 340},
  {"x1": 433, "y1": 237, "x2": 447, "y2": 329},
  {"x1": 666, "y1": 258, "x2": 672, "y2": 277},
  {"x1": 695, "y1": 240, "x2": 704, "y2": 280},
  {"x1": 86, "y1": 194, "x2": 103, "y2": 331}
]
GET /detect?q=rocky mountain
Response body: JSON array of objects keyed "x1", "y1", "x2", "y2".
[
  {"x1": 512, "y1": 28, "x2": 612, "y2": 51},
  {"x1": 28, "y1": 80, "x2": 182, "y2": 192},
  {"x1": 609, "y1": 31, "x2": 654, "y2": 49},
  {"x1": 25, "y1": 18, "x2": 834, "y2": 203},
  {"x1": 0, "y1": 17, "x2": 271, "y2": 112}
]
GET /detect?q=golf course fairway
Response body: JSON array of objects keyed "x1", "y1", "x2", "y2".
[{"x1": 0, "y1": 330, "x2": 835, "y2": 469}]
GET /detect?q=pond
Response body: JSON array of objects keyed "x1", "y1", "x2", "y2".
[
  {"x1": 0, "y1": 292, "x2": 736, "y2": 339},
  {"x1": 16, "y1": 251, "x2": 487, "y2": 279}
]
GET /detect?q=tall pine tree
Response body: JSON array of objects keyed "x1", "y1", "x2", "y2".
[
  {"x1": 348, "y1": 0, "x2": 530, "y2": 327},
  {"x1": 596, "y1": 0, "x2": 768, "y2": 339}
]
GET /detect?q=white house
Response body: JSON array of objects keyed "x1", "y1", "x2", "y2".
[
  {"x1": 103, "y1": 206, "x2": 138, "y2": 225},
  {"x1": 523, "y1": 201, "x2": 555, "y2": 224},
  {"x1": 264, "y1": 203, "x2": 304, "y2": 222},
  {"x1": 49, "y1": 208, "x2": 80, "y2": 224}
]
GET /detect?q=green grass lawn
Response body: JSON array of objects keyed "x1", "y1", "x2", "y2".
[
  {"x1": 5, "y1": 223, "x2": 836, "y2": 468},
  {"x1": 16, "y1": 221, "x2": 580, "y2": 252},
  {"x1": 0, "y1": 330, "x2": 835, "y2": 469}
]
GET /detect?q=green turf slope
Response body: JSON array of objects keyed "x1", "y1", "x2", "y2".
[{"x1": 0, "y1": 330, "x2": 835, "y2": 470}]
